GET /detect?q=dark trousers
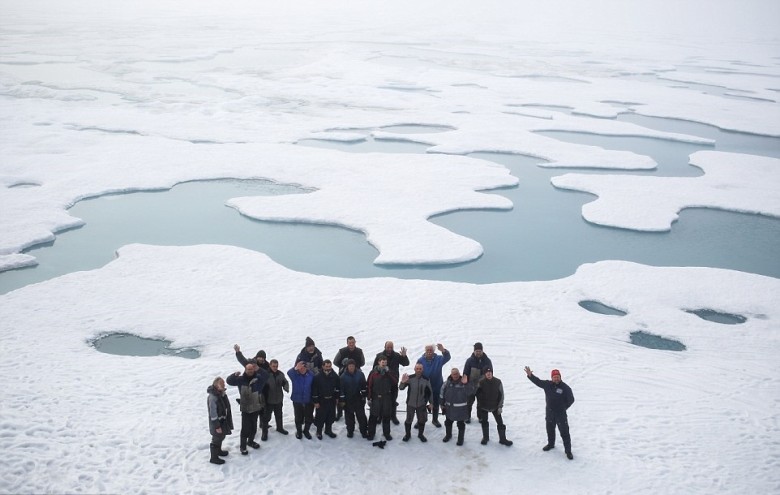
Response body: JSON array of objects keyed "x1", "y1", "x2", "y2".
[
  {"x1": 404, "y1": 405, "x2": 427, "y2": 425},
  {"x1": 293, "y1": 402, "x2": 314, "y2": 432},
  {"x1": 368, "y1": 415, "x2": 391, "y2": 439},
  {"x1": 467, "y1": 394, "x2": 476, "y2": 418},
  {"x1": 240, "y1": 411, "x2": 260, "y2": 448},
  {"x1": 211, "y1": 431, "x2": 226, "y2": 449},
  {"x1": 314, "y1": 398, "x2": 337, "y2": 431},
  {"x1": 344, "y1": 401, "x2": 368, "y2": 435},
  {"x1": 263, "y1": 402, "x2": 284, "y2": 430},
  {"x1": 546, "y1": 416, "x2": 572, "y2": 453},
  {"x1": 477, "y1": 409, "x2": 504, "y2": 427}
]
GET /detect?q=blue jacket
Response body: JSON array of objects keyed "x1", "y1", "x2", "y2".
[
  {"x1": 287, "y1": 367, "x2": 315, "y2": 404},
  {"x1": 340, "y1": 369, "x2": 367, "y2": 405},
  {"x1": 417, "y1": 350, "x2": 451, "y2": 399}
]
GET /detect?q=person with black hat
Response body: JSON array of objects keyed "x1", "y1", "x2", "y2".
[
  {"x1": 296, "y1": 337, "x2": 324, "y2": 375},
  {"x1": 524, "y1": 365, "x2": 575, "y2": 459},
  {"x1": 339, "y1": 359, "x2": 369, "y2": 438},
  {"x1": 233, "y1": 343, "x2": 271, "y2": 372},
  {"x1": 463, "y1": 342, "x2": 493, "y2": 422},
  {"x1": 475, "y1": 367, "x2": 512, "y2": 447}
]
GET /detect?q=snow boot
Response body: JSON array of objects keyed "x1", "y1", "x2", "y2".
[
  {"x1": 418, "y1": 424, "x2": 427, "y2": 443},
  {"x1": 432, "y1": 410, "x2": 441, "y2": 428},
  {"x1": 325, "y1": 427, "x2": 337, "y2": 438},
  {"x1": 209, "y1": 444, "x2": 225, "y2": 465},
  {"x1": 542, "y1": 444, "x2": 555, "y2": 451},
  {"x1": 481, "y1": 421, "x2": 490, "y2": 445},
  {"x1": 442, "y1": 422, "x2": 453, "y2": 443},
  {"x1": 240, "y1": 437, "x2": 248, "y2": 455},
  {"x1": 403, "y1": 423, "x2": 412, "y2": 442},
  {"x1": 316, "y1": 427, "x2": 323, "y2": 440},
  {"x1": 566, "y1": 451, "x2": 574, "y2": 460},
  {"x1": 261, "y1": 427, "x2": 269, "y2": 442},
  {"x1": 498, "y1": 424, "x2": 513, "y2": 447},
  {"x1": 214, "y1": 439, "x2": 228, "y2": 456},
  {"x1": 456, "y1": 423, "x2": 465, "y2": 446}
]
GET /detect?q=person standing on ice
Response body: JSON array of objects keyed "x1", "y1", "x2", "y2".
[
  {"x1": 399, "y1": 362, "x2": 432, "y2": 442},
  {"x1": 288, "y1": 360, "x2": 315, "y2": 440},
  {"x1": 207, "y1": 377, "x2": 233, "y2": 465},
  {"x1": 524, "y1": 366, "x2": 575, "y2": 460},
  {"x1": 475, "y1": 367, "x2": 512, "y2": 447},
  {"x1": 296, "y1": 336, "x2": 324, "y2": 375},
  {"x1": 417, "y1": 343, "x2": 450, "y2": 428},
  {"x1": 234, "y1": 344, "x2": 271, "y2": 372},
  {"x1": 463, "y1": 342, "x2": 493, "y2": 423},
  {"x1": 312, "y1": 359, "x2": 341, "y2": 439},
  {"x1": 372, "y1": 341, "x2": 409, "y2": 425},
  {"x1": 226, "y1": 363, "x2": 269, "y2": 455},
  {"x1": 440, "y1": 367, "x2": 475, "y2": 446},
  {"x1": 333, "y1": 336, "x2": 365, "y2": 421},
  {"x1": 367, "y1": 356, "x2": 397, "y2": 441},
  {"x1": 261, "y1": 358, "x2": 290, "y2": 439},
  {"x1": 339, "y1": 359, "x2": 369, "y2": 438}
]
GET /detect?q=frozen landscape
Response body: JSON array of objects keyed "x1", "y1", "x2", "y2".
[{"x1": 1, "y1": 0, "x2": 779, "y2": 493}]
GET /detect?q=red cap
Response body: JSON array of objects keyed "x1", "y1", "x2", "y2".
[{"x1": 551, "y1": 369, "x2": 561, "y2": 378}]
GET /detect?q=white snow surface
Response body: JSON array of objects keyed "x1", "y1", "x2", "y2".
[
  {"x1": 1, "y1": 244, "x2": 779, "y2": 494},
  {"x1": 551, "y1": 151, "x2": 780, "y2": 230},
  {"x1": 2, "y1": 0, "x2": 780, "y2": 268},
  {"x1": 1, "y1": 1, "x2": 780, "y2": 494}
]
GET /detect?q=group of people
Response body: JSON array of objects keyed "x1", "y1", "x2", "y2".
[{"x1": 206, "y1": 337, "x2": 575, "y2": 465}]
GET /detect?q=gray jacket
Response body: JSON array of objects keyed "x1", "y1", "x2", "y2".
[
  {"x1": 399, "y1": 374, "x2": 432, "y2": 409},
  {"x1": 266, "y1": 370, "x2": 290, "y2": 405},
  {"x1": 440, "y1": 377, "x2": 475, "y2": 422}
]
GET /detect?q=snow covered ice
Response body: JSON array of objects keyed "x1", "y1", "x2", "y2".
[{"x1": 1, "y1": 0, "x2": 779, "y2": 493}]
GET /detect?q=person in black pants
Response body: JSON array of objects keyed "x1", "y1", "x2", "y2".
[{"x1": 524, "y1": 366, "x2": 575, "y2": 460}]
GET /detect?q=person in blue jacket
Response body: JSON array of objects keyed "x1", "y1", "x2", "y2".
[
  {"x1": 417, "y1": 343, "x2": 450, "y2": 427},
  {"x1": 288, "y1": 360, "x2": 315, "y2": 439},
  {"x1": 525, "y1": 366, "x2": 575, "y2": 460}
]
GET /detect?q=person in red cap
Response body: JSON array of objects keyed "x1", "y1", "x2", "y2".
[{"x1": 524, "y1": 366, "x2": 575, "y2": 459}]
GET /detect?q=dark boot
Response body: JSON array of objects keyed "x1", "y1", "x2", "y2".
[
  {"x1": 325, "y1": 426, "x2": 337, "y2": 438},
  {"x1": 498, "y1": 424, "x2": 513, "y2": 447},
  {"x1": 215, "y1": 439, "x2": 228, "y2": 456},
  {"x1": 456, "y1": 422, "x2": 465, "y2": 446},
  {"x1": 240, "y1": 437, "x2": 248, "y2": 455},
  {"x1": 295, "y1": 425, "x2": 302, "y2": 440},
  {"x1": 481, "y1": 421, "x2": 490, "y2": 445},
  {"x1": 316, "y1": 426, "x2": 323, "y2": 440},
  {"x1": 303, "y1": 424, "x2": 312, "y2": 440},
  {"x1": 403, "y1": 423, "x2": 412, "y2": 442},
  {"x1": 432, "y1": 409, "x2": 441, "y2": 428},
  {"x1": 418, "y1": 424, "x2": 427, "y2": 442},
  {"x1": 442, "y1": 421, "x2": 453, "y2": 442},
  {"x1": 261, "y1": 427, "x2": 269, "y2": 442},
  {"x1": 209, "y1": 444, "x2": 225, "y2": 465}
]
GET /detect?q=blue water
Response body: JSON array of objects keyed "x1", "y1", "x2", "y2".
[{"x1": 2, "y1": 117, "x2": 779, "y2": 294}]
